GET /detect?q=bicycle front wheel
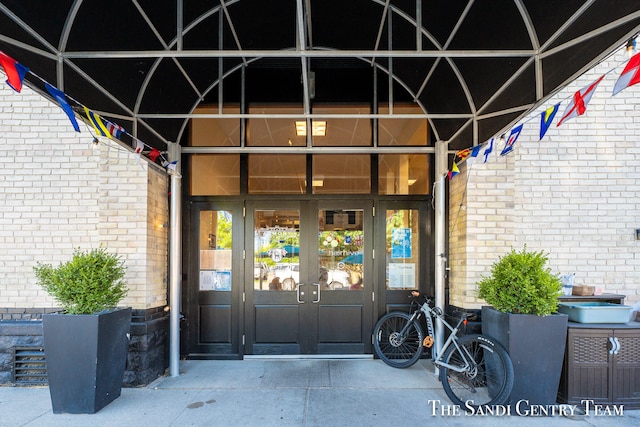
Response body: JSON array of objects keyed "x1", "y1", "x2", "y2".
[
  {"x1": 439, "y1": 334, "x2": 513, "y2": 408},
  {"x1": 372, "y1": 312, "x2": 424, "y2": 368}
]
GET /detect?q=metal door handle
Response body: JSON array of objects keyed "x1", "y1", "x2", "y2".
[
  {"x1": 613, "y1": 337, "x2": 620, "y2": 355},
  {"x1": 297, "y1": 283, "x2": 305, "y2": 303},
  {"x1": 312, "y1": 283, "x2": 320, "y2": 303}
]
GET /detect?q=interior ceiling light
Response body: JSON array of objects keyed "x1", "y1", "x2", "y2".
[
  {"x1": 408, "y1": 179, "x2": 417, "y2": 186},
  {"x1": 295, "y1": 121, "x2": 327, "y2": 136}
]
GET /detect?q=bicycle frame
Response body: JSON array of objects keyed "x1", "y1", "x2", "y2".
[{"x1": 409, "y1": 294, "x2": 475, "y2": 374}]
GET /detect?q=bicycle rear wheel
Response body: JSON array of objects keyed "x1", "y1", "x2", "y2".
[
  {"x1": 439, "y1": 334, "x2": 513, "y2": 408},
  {"x1": 372, "y1": 312, "x2": 424, "y2": 368}
]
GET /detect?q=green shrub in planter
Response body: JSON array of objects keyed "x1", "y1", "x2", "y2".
[
  {"x1": 477, "y1": 246, "x2": 561, "y2": 316},
  {"x1": 33, "y1": 247, "x2": 128, "y2": 314}
]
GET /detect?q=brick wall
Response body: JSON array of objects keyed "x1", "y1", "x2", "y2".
[
  {"x1": 0, "y1": 83, "x2": 168, "y2": 311},
  {"x1": 450, "y1": 49, "x2": 640, "y2": 309}
]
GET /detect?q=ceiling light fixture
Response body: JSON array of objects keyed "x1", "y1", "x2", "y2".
[{"x1": 295, "y1": 121, "x2": 327, "y2": 137}]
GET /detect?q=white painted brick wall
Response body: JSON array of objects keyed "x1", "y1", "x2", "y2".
[
  {"x1": 0, "y1": 83, "x2": 168, "y2": 310},
  {"x1": 451, "y1": 48, "x2": 640, "y2": 309}
]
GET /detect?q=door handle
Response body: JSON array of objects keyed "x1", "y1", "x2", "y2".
[
  {"x1": 296, "y1": 283, "x2": 305, "y2": 304},
  {"x1": 312, "y1": 283, "x2": 320, "y2": 303},
  {"x1": 608, "y1": 336, "x2": 618, "y2": 355}
]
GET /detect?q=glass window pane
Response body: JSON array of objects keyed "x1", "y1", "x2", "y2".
[
  {"x1": 378, "y1": 105, "x2": 428, "y2": 146},
  {"x1": 199, "y1": 210, "x2": 233, "y2": 291},
  {"x1": 311, "y1": 105, "x2": 371, "y2": 147},
  {"x1": 318, "y1": 209, "x2": 364, "y2": 291},
  {"x1": 247, "y1": 105, "x2": 306, "y2": 147},
  {"x1": 312, "y1": 154, "x2": 370, "y2": 194},
  {"x1": 248, "y1": 154, "x2": 306, "y2": 194},
  {"x1": 378, "y1": 154, "x2": 430, "y2": 195},
  {"x1": 190, "y1": 154, "x2": 240, "y2": 195},
  {"x1": 386, "y1": 209, "x2": 419, "y2": 290},
  {"x1": 190, "y1": 106, "x2": 240, "y2": 146},
  {"x1": 254, "y1": 210, "x2": 300, "y2": 291}
]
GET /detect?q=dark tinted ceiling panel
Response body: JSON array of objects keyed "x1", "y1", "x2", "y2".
[
  {"x1": 522, "y1": 0, "x2": 586, "y2": 46},
  {"x1": 0, "y1": 0, "x2": 638, "y2": 151},
  {"x1": 449, "y1": 0, "x2": 532, "y2": 50},
  {"x1": 422, "y1": 2, "x2": 470, "y2": 47},
  {"x1": 311, "y1": 0, "x2": 383, "y2": 49},
  {"x1": 548, "y1": 0, "x2": 640, "y2": 50},
  {"x1": 70, "y1": 58, "x2": 155, "y2": 109},
  {"x1": 454, "y1": 57, "x2": 530, "y2": 108},
  {"x1": 66, "y1": 0, "x2": 165, "y2": 51},
  {"x1": 481, "y1": 63, "x2": 536, "y2": 115},
  {"x1": 478, "y1": 110, "x2": 526, "y2": 144},
  {"x1": 418, "y1": 61, "x2": 471, "y2": 114},
  {"x1": 0, "y1": 0, "x2": 74, "y2": 48},
  {"x1": 138, "y1": 59, "x2": 197, "y2": 114},
  {"x1": 228, "y1": 0, "x2": 296, "y2": 50},
  {"x1": 136, "y1": 0, "x2": 178, "y2": 46},
  {"x1": 182, "y1": 14, "x2": 221, "y2": 50}
]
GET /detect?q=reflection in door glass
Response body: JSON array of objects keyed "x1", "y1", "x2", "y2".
[
  {"x1": 386, "y1": 210, "x2": 419, "y2": 289},
  {"x1": 254, "y1": 210, "x2": 300, "y2": 291},
  {"x1": 199, "y1": 211, "x2": 232, "y2": 291},
  {"x1": 318, "y1": 210, "x2": 364, "y2": 290}
]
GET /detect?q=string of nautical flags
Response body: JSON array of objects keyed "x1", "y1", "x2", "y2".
[
  {"x1": 447, "y1": 47, "x2": 640, "y2": 181},
  {"x1": 0, "y1": 50, "x2": 178, "y2": 173}
]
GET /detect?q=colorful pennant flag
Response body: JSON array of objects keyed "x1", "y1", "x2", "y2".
[
  {"x1": 163, "y1": 160, "x2": 178, "y2": 171},
  {"x1": 0, "y1": 51, "x2": 29, "y2": 92},
  {"x1": 134, "y1": 139, "x2": 144, "y2": 166},
  {"x1": 84, "y1": 107, "x2": 111, "y2": 138},
  {"x1": 500, "y1": 124, "x2": 524, "y2": 156},
  {"x1": 148, "y1": 147, "x2": 161, "y2": 162},
  {"x1": 45, "y1": 83, "x2": 80, "y2": 132},
  {"x1": 539, "y1": 103, "x2": 559, "y2": 140},
  {"x1": 483, "y1": 138, "x2": 494, "y2": 163},
  {"x1": 612, "y1": 52, "x2": 640, "y2": 96},
  {"x1": 557, "y1": 76, "x2": 604, "y2": 126},
  {"x1": 104, "y1": 119, "x2": 124, "y2": 138},
  {"x1": 456, "y1": 148, "x2": 471, "y2": 161},
  {"x1": 448, "y1": 162, "x2": 459, "y2": 180}
]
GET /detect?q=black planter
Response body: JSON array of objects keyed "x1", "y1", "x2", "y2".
[
  {"x1": 43, "y1": 307, "x2": 131, "y2": 414},
  {"x1": 481, "y1": 306, "x2": 568, "y2": 408}
]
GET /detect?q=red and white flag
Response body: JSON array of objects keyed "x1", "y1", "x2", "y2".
[
  {"x1": 613, "y1": 52, "x2": 640, "y2": 95},
  {"x1": 557, "y1": 76, "x2": 604, "y2": 126}
]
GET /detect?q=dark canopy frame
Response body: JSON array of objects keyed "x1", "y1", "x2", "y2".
[{"x1": 1, "y1": 1, "x2": 639, "y2": 152}]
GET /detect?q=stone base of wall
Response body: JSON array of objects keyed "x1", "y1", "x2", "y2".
[{"x1": 0, "y1": 307, "x2": 169, "y2": 387}]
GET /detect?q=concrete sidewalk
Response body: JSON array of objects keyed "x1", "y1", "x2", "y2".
[{"x1": 0, "y1": 358, "x2": 638, "y2": 426}]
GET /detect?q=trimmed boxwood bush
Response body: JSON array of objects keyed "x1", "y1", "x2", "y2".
[
  {"x1": 477, "y1": 246, "x2": 561, "y2": 316},
  {"x1": 33, "y1": 247, "x2": 128, "y2": 315}
]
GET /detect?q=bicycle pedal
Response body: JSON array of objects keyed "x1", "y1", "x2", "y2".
[{"x1": 423, "y1": 336, "x2": 434, "y2": 348}]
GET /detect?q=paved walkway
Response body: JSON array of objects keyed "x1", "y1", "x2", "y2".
[{"x1": 0, "y1": 358, "x2": 638, "y2": 426}]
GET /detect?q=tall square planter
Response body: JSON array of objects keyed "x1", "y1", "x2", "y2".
[
  {"x1": 43, "y1": 307, "x2": 131, "y2": 414},
  {"x1": 482, "y1": 306, "x2": 568, "y2": 408}
]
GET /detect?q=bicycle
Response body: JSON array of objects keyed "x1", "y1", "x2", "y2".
[{"x1": 372, "y1": 291, "x2": 514, "y2": 408}]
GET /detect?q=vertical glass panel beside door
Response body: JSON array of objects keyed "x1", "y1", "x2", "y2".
[
  {"x1": 189, "y1": 204, "x2": 243, "y2": 357},
  {"x1": 376, "y1": 204, "x2": 431, "y2": 316}
]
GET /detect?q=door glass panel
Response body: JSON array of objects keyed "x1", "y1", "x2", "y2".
[
  {"x1": 199, "y1": 210, "x2": 233, "y2": 291},
  {"x1": 318, "y1": 209, "x2": 364, "y2": 290},
  {"x1": 378, "y1": 154, "x2": 429, "y2": 195},
  {"x1": 248, "y1": 154, "x2": 307, "y2": 194},
  {"x1": 254, "y1": 209, "x2": 300, "y2": 291},
  {"x1": 312, "y1": 154, "x2": 370, "y2": 194},
  {"x1": 385, "y1": 209, "x2": 419, "y2": 290}
]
